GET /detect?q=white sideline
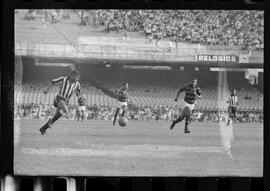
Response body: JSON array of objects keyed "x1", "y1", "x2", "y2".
[{"x1": 22, "y1": 145, "x2": 226, "y2": 158}]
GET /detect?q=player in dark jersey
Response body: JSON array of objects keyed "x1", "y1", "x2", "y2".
[
  {"x1": 39, "y1": 70, "x2": 81, "y2": 135},
  {"x1": 170, "y1": 78, "x2": 202, "y2": 133},
  {"x1": 77, "y1": 94, "x2": 86, "y2": 122},
  {"x1": 226, "y1": 89, "x2": 239, "y2": 126},
  {"x1": 113, "y1": 82, "x2": 129, "y2": 126}
]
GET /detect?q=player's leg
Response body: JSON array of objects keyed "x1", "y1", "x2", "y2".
[
  {"x1": 227, "y1": 107, "x2": 231, "y2": 126},
  {"x1": 81, "y1": 109, "x2": 85, "y2": 122},
  {"x1": 184, "y1": 107, "x2": 193, "y2": 133},
  {"x1": 77, "y1": 109, "x2": 80, "y2": 122},
  {"x1": 184, "y1": 115, "x2": 191, "y2": 134},
  {"x1": 39, "y1": 99, "x2": 68, "y2": 135},
  {"x1": 121, "y1": 104, "x2": 127, "y2": 117},
  {"x1": 50, "y1": 100, "x2": 68, "y2": 125},
  {"x1": 232, "y1": 107, "x2": 237, "y2": 123},
  {"x1": 113, "y1": 108, "x2": 120, "y2": 125},
  {"x1": 170, "y1": 106, "x2": 190, "y2": 130}
]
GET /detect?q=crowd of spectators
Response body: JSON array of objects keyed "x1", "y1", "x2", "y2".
[
  {"x1": 21, "y1": 10, "x2": 263, "y2": 49},
  {"x1": 24, "y1": 9, "x2": 70, "y2": 24},
  {"x1": 14, "y1": 103, "x2": 263, "y2": 123},
  {"x1": 96, "y1": 10, "x2": 264, "y2": 49}
]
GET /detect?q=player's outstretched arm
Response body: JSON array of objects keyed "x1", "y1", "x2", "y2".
[
  {"x1": 175, "y1": 88, "x2": 183, "y2": 101},
  {"x1": 44, "y1": 76, "x2": 64, "y2": 95},
  {"x1": 196, "y1": 88, "x2": 202, "y2": 98},
  {"x1": 75, "y1": 83, "x2": 81, "y2": 97},
  {"x1": 44, "y1": 82, "x2": 54, "y2": 95},
  {"x1": 52, "y1": 76, "x2": 65, "y2": 84}
]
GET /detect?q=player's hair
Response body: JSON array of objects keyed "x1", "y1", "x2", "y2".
[
  {"x1": 122, "y1": 82, "x2": 128, "y2": 86},
  {"x1": 70, "y1": 70, "x2": 80, "y2": 77},
  {"x1": 191, "y1": 78, "x2": 197, "y2": 82}
]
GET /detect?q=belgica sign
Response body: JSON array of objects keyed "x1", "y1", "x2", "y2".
[{"x1": 196, "y1": 55, "x2": 239, "y2": 63}]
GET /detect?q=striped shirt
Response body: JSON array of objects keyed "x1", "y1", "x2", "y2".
[
  {"x1": 180, "y1": 84, "x2": 201, "y2": 104},
  {"x1": 227, "y1": 95, "x2": 238, "y2": 107},
  {"x1": 52, "y1": 76, "x2": 80, "y2": 100}
]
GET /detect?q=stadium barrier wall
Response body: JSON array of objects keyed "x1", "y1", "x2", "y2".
[{"x1": 15, "y1": 42, "x2": 263, "y2": 64}]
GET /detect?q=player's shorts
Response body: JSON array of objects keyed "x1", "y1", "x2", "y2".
[
  {"x1": 228, "y1": 106, "x2": 237, "y2": 118},
  {"x1": 116, "y1": 101, "x2": 128, "y2": 108},
  {"x1": 182, "y1": 102, "x2": 195, "y2": 117},
  {"x1": 78, "y1": 105, "x2": 86, "y2": 112},
  {"x1": 184, "y1": 102, "x2": 195, "y2": 111},
  {"x1": 53, "y1": 95, "x2": 69, "y2": 114}
]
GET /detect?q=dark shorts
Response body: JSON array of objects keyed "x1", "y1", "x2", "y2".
[
  {"x1": 228, "y1": 106, "x2": 237, "y2": 118},
  {"x1": 53, "y1": 95, "x2": 69, "y2": 114},
  {"x1": 182, "y1": 106, "x2": 195, "y2": 119}
]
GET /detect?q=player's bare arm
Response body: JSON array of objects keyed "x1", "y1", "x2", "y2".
[
  {"x1": 196, "y1": 88, "x2": 202, "y2": 98},
  {"x1": 76, "y1": 83, "x2": 81, "y2": 97},
  {"x1": 175, "y1": 87, "x2": 185, "y2": 101},
  {"x1": 44, "y1": 76, "x2": 64, "y2": 95}
]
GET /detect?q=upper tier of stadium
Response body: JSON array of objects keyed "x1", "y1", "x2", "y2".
[{"x1": 15, "y1": 10, "x2": 263, "y2": 63}]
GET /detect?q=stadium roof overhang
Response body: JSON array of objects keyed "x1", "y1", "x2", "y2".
[{"x1": 25, "y1": 56, "x2": 264, "y2": 69}]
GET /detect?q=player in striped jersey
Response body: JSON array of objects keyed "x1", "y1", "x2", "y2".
[
  {"x1": 170, "y1": 78, "x2": 202, "y2": 133},
  {"x1": 113, "y1": 82, "x2": 129, "y2": 126},
  {"x1": 39, "y1": 70, "x2": 81, "y2": 135},
  {"x1": 77, "y1": 94, "x2": 86, "y2": 122},
  {"x1": 226, "y1": 89, "x2": 239, "y2": 126}
]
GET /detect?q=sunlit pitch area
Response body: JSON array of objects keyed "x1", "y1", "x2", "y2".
[{"x1": 14, "y1": 119, "x2": 263, "y2": 176}]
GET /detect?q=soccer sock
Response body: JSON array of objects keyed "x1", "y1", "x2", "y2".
[
  {"x1": 81, "y1": 112, "x2": 84, "y2": 121},
  {"x1": 113, "y1": 108, "x2": 120, "y2": 123},
  {"x1": 185, "y1": 117, "x2": 190, "y2": 129},
  {"x1": 48, "y1": 111, "x2": 62, "y2": 126},
  {"x1": 121, "y1": 110, "x2": 125, "y2": 117},
  {"x1": 174, "y1": 114, "x2": 185, "y2": 124}
]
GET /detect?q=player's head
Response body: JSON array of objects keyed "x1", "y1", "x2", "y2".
[
  {"x1": 191, "y1": 78, "x2": 197, "y2": 87},
  {"x1": 69, "y1": 70, "x2": 80, "y2": 82},
  {"x1": 232, "y1": 89, "x2": 236, "y2": 95},
  {"x1": 122, "y1": 82, "x2": 128, "y2": 90}
]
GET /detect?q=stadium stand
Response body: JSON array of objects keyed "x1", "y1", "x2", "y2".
[
  {"x1": 14, "y1": 10, "x2": 263, "y2": 121},
  {"x1": 16, "y1": 10, "x2": 263, "y2": 50},
  {"x1": 96, "y1": 10, "x2": 264, "y2": 49},
  {"x1": 15, "y1": 79, "x2": 263, "y2": 111}
]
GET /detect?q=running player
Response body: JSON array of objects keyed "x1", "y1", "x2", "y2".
[
  {"x1": 170, "y1": 78, "x2": 202, "y2": 133},
  {"x1": 39, "y1": 70, "x2": 81, "y2": 135},
  {"x1": 113, "y1": 82, "x2": 129, "y2": 126},
  {"x1": 77, "y1": 94, "x2": 86, "y2": 122},
  {"x1": 226, "y1": 89, "x2": 239, "y2": 126}
]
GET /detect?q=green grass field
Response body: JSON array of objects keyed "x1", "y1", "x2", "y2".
[{"x1": 14, "y1": 119, "x2": 263, "y2": 177}]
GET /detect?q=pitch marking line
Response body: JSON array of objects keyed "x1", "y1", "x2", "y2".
[{"x1": 22, "y1": 145, "x2": 226, "y2": 158}]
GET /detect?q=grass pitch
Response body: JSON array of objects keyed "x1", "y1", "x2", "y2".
[{"x1": 14, "y1": 119, "x2": 263, "y2": 176}]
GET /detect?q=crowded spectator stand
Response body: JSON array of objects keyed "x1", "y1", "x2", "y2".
[{"x1": 22, "y1": 10, "x2": 263, "y2": 50}]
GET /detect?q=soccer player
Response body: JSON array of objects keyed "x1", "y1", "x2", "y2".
[
  {"x1": 170, "y1": 78, "x2": 202, "y2": 133},
  {"x1": 39, "y1": 70, "x2": 81, "y2": 135},
  {"x1": 77, "y1": 94, "x2": 86, "y2": 122},
  {"x1": 113, "y1": 82, "x2": 129, "y2": 126},
  {"x1": 226, "y1": 89, "x2": 239, "y2": 126}
]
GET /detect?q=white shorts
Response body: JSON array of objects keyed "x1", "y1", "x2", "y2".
[
  {"x1": 184, "y1": 102, "x2": 195, "y2": 111},
  {"x1": 78, "y1": 106, "x2": 86, "y2": 112},
  {"x1": 117, "y1": 101, "x2": 127, "y2": 108}
]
